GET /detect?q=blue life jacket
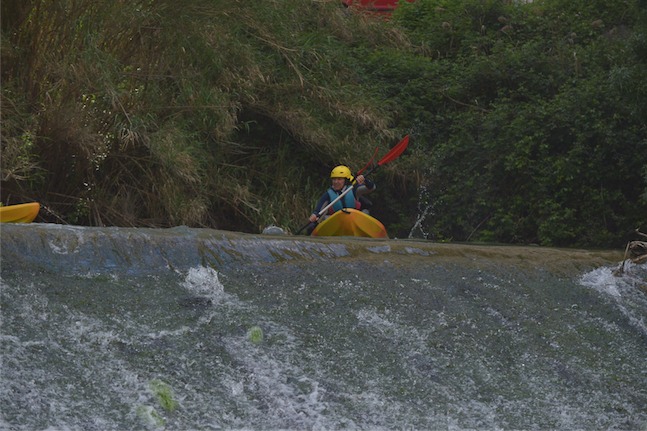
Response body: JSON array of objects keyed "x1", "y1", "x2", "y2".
[{"x1": 327, "y1": 186, "x2": 356, "y2": 213}]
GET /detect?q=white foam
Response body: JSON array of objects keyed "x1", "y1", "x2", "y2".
[
  {"x1": 218, "y1": 329, "x2": 332, "y2": 430},
  {"x1": 579, "y1": 266, "x2": 621, "y2": 297},
  {"x1": 579, "y1": 262, "x2": 647, "y2": 298},
  {"x1": 181, "y1": 266, "x2": 225, "y2": 298},
  {"x1": 579, "y1": 264, "x2": 647, "y2": 336}
]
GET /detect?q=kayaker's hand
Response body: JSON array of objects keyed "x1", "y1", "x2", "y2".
[
  {"x1": 309, "y1": 214, "x2": 318, "y2": 223},
  {"x1": 356, "y1": 175, "x2": 365, "y2": 185}
]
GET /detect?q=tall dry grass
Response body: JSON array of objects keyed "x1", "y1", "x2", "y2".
[{"x1": 1, "y1": 0, "x2": 404, "y2": 230}]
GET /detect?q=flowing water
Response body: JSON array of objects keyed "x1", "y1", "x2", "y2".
[{"x1": 1, "y1": 223, "x2": 646, "y2": 430}]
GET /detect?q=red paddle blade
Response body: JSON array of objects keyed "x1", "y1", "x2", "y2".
[
  {"x1": 377, "y1": 135, "x2": 409, "y2": 166},
  {"x1": 357, "y1": 146, "x2": 379, "y2": 175}
]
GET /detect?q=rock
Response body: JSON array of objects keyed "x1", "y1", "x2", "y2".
[{"x1": 262, "y1": 225, "x2": 286, "y2": 235}]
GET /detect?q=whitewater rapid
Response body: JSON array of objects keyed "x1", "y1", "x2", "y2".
[{"x1": 1, "y1": 223, "x2": 645, "y2": 430}]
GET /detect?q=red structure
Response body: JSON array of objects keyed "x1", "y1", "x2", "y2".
[{"x1": 341, "y1": 0, "x2": 415, "y2": 14}]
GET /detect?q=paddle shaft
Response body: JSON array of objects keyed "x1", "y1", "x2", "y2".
[
  {"x1": 316, "y1": 182, "x2": 354, "y2": 218},
  {"x1": 295, "y1": 182, "x2": 355, "y2": 235}
]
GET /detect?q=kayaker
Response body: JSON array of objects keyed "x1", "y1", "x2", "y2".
[{"x1": 308, "y1": 165, "x2": 376, "y2": 225}]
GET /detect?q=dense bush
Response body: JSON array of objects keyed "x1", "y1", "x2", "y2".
[{"x1": 383, "y1": 0, "x2": 647, "y2": 246}]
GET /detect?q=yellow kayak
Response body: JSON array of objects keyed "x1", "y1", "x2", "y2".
[
  {"x1": 311, "y1": 209, "x2": 387, "y2": 238},
  {"x1": 0, "y1": 202, "x2": 40, "y2": 223}
]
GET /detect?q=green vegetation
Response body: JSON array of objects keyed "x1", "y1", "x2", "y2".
[
  {"x1": 149, "y1": 378, "x2": 179, "y2": 413},
  {"x1": 248, "y1": 325, "x2": 264, "y2": 344},
  {"x1": 389, "y1": 0, "x2": 647, "y2": 246},
  {"x1": 2, "y1": 0, "x2": 646, "y2": 247}
]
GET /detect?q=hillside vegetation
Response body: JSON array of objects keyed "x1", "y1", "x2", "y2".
[{"x1": 2, "y1": 0, "x2": 646, "y2": 247}]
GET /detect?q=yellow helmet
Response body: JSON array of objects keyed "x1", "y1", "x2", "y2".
[{"x1": 330, "y1": 165, "x2": 353, "y2": 181}]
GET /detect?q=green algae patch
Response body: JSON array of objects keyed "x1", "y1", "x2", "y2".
[
  {"x1": 248, "y1": 325, "x2": 264, "y2": 344},
  {"x1": 149, "y1": 379, "x2": 179, "y2": 413}
]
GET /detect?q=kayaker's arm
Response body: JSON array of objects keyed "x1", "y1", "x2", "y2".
[
  {"x1": 310, "y1": 193, "x2": 330, "y2": 222},
  {"x1": 354, "y1": 176, "x2": 375, "y2": 199}
]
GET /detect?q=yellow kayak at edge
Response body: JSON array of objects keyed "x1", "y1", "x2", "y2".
[
  {"x1": 0, "y1": 202, "x2": 40, "y2": 223},
  {"x1": 311, "y1": 208, "x2": 387, "y2": 238}
]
